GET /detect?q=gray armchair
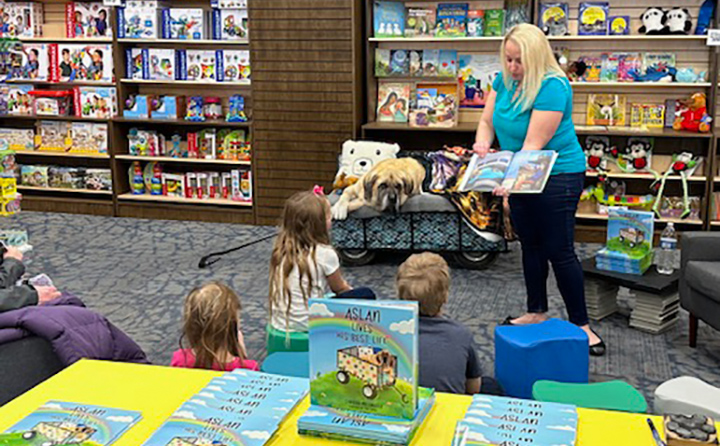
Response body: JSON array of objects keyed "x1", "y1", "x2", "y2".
[{"x1": 680, "y1": 232, "x2": 720, "y2": 347}]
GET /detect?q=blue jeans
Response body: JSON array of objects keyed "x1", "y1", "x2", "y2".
[{"x1": 509, "y1": 172, "x2": 588, "y2": 326}]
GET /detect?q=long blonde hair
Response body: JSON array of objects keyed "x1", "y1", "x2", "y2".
[
  {"x1": 500, "y1": 24, "x2": 566, "y2": 112},
  {"x1": 269, "y1": 190, "x2": 331, "y2": 325},
  {"x1": 180, "y1": 281, "x2": 245, "y2": 369}
]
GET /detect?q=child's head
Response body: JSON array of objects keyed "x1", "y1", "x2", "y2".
[
  {"x1": 396, "y1": 252, "x2": 449, "y2": 317},
  {"x1": 62, "y1": 48, "x2": 70, "y2": 61},
  {"x1": 181, "y1": 281, "x2": 244, "y2": 369}
]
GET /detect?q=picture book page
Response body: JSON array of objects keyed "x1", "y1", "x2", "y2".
[
  {"x1": 458, "y1": 151, "x2": 514, "y2": 192},
  {"x1": 500, "y1": 150, "x2": 557, "y2": 194}
]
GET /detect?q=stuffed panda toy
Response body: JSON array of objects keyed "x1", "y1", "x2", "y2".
[
  {"x1": 666, "y1": 8, "x2": 692, "y2": 35},
  {"x1": 639, "y1": 7, "x2": 668, "y2": 35}
]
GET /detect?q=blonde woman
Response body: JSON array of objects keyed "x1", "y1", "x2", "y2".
[{"x1": 474, "y1": 24, "x2": 604, "y2": 356}]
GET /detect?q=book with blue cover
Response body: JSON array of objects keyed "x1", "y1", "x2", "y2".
[
  {"x1": 308, "y1": 299, "x2": 419, "y2": 420},
  {"x1": 0, "y1": 401, "x2": 142, "y2": 445},
  {"x1": 373, "y1": 1, "x2": 406, "y2": 37},
  {"x1": 435, "y1": 3, "x2": 468, "y2": 37}
]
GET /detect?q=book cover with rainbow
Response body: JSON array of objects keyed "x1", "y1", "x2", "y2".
[
  {"x1": 308, "y1": 299, "x2": 419, "y2": 420},
  {"x1": 0, "y1": 401, "x2": 141, "y2": 445}
]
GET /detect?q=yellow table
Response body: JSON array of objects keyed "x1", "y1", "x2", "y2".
[{"x1": 0, "y1": 359, "x2": 705, "y2": 445}]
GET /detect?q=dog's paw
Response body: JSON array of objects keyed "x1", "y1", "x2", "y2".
[{"x1": 331, "y1": 203, "x2": 349, "y2": 220}]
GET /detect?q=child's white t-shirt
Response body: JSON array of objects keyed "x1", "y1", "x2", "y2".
[{"x1": 270, "y1": 244, "x2": 340, "y2": 332}]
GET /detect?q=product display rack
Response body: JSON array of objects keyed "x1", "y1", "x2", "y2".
[{"x1": 362, "y1": 0, "x2": 720, "y2": 242}]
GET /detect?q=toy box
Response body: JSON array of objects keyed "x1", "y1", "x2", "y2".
[
  {"x1": 216, "y1": 49, "x2": 250, "y2": 82},
  {"x1": 65, "y1": 2, "x2": 112, "y2": 38},
  {"x1": 7, "y1": 85, "x2": 34, "y2": 116},
  {"x1": 55, "y1": 44, "x2": 114, "y2": 82},
  {"x1": 117, "y1": 0, "x2": 167, "y2": 39},
  {"x1": 0, "y1": 150, "x2": 18, "y2": 178},
  {"x1": 147, "y1": 48, "x2": 175, "y2": 81},
  {"x1": 217, "y1": 129, "x2": 248, "y2": 161},
  {"x1": 29, "y1": 90, "x2": 72, "y2": 116},
  {"x1": 84, "y1": 168, "x2": 111, "y2": 190},
  {"x1": 212, "y1": 8, "x2": 248, "y2": 40},
  {"x1": 151, "y1": 95, "x2": 184, "y2": 120},
  {"x1": 49, "y1": 166, "x2": 85, "y2": 189},
  {"x1": 37, "y1": 121, "x2": 71, "y2": 152},
  {"x1": 162, "y1": 8, "x2": 205, "y2": 40},
  {"x1": 373, "y1": 1, "x2": 405, "y2": 38},
  {"x1": 0, "y1": 177, "x2": 17, "y2": 198},
  {"x1": 161, "y1": 173, "x2": 185, "y2": 197},
  {"x1": 232, "y1": 168, "x2": 252, "y2": 201},
  {"x1": 0, "y1": 128, "x2": 34, "y2": 152},
  {"x1": 178, "y1": 49, "x2": 216, "y2": 82},
  {"x1": 4, "y1": 2, "x2": 43, "y2": 38},
  {"x1": 75, "y1": 86, "x2": 117, "y2": 119},
  {"x1": 0, "y1": 194, "x2": 22, "y2": 216},
  {"x1": 70, "y1": 122, "x2": 107, "y2": 154},
  {"x1": 21, "y1": 165, "x2": 49, "y2": 187},
  {"x1": 19, "y1": 43, "x2": 49, "y2": 80},
  {"x1": 125, "y1": 48, "x2": 148, "y2": 80},
  {"x1": 578, "y1": 2, "x2": 609, "y2": 35}
]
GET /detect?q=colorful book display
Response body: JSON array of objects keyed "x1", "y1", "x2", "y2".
[
  {"x1": 299, "y1": 299, "x2": 430, "y2": 445},
  {"x1": 0, "y1": 401, "x2": 142, "y2": 445},
  {"x1": 596, "y1": 208, "x2": 655, "y2": 275},
  {"x1": 374, "y1": 1, "x2": 406, "y2": 37},
  {"x1": 452, "y1": 394, "x2": 578, "y2": 446},
  {"x1": 144, "y1": 369, "x2": 308, "y2": 446}
]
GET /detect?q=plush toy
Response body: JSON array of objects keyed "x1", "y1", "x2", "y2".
[
  {"x1": 673, "y1": 92, "x2": 712, "y2": 133},
  {"x1": 652, "y1": 152, "x2": 699, "y2": 219},
  {"x1": 629, "y1": 65, "x2": 676, "y2": 83},
  {"x1": 616, "y1": 137, "x2": 661, "y2": 190},
  {"x1": 666, "y1": 7, "x2": 692, "y2": 34},
  {"x1": 675, "y1": 67, "x2": 701, "y2": 83},
  {"x1": 639, "y1": 7, "x2": 668, "y2": 35},
  {"x1": 332, "y1": 140, "x2": 399, "y2": 190},
  {"x1": 584, "y1": 136, "x2": 611, "y2": 179}
]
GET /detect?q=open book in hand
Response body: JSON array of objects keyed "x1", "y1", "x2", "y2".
[{"x1": 458, "y1": 150, "x2": 558, "y2": 194}]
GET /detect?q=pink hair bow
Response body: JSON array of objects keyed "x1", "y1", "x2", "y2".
[{"x1": 313, "y1": 185, "x2": 325, "y2": 196}]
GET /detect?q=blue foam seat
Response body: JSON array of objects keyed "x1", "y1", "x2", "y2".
[
  {"x1": 261, "y1": 351, "x2": 309, "y2": 378},
  {"x1": 495, "y1": 318, "x2": 589, "y2": 399}
]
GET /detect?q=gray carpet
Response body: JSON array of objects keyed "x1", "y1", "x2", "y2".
[{"x1": 4, "y1": 212, "x2": 720, "y2": 407}]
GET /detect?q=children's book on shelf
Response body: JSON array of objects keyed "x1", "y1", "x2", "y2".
[
  {"x1": 389, "y1": 50, "x2": 409, "y2": 76},
  {"x1": 298, "y1": 387, "x2": 436, "y2": 446},
  {"x1": 422, "y1": 49, "x2": 440, "y2": 76},
  {"x1": 587, "y1": 94, "x2": 626, "y2": 126},
  {"x1": 0, "y1": 401, "x2": 141, "y2": 445},
  {"x1": 147, "y1": 49, "x2": 175, "y2": 81},
  {"x1": 617, "y1": 53, "x2": 642, "y2": 82},
  {"x1": 308, "y1": 298, "x2": 420, "y2": 420},
  {"x1": 409, "y1": 50, "x2": 423, "y2": 77},
  {"x1": 580, "y1": 56, "x2": 601, "y2": 82},
  {"x1": 435, "y1": 3, "x2": 468, "y2": 38},
  {"x1": 410, "y1": 82, "x2": 458, "y2": 128},
  {"x1": 609, "y1": 15, "x2": 630, "y2": 35},
  {"x1": 459, "y1": 150, "x2": 558, "y2": 194},
  {"x1": 578, "y1": 2, "x2": 609, "y2": 35},
  {"x1": 162, "y1": 8, "x2": 205, "y2": 40},
  {"x1": 504, "y1": 0, "x2": 531, "y2": 30},
  {"x1": 600, "y1": 53, "x2": 618, "y2": 82},
  {"x1": 212, "y1": 8, "x2": 248, "y2": 40},
  {"x1": 437, "y1": 49, "x2": 458, "y2": 77},
  {"x1": 483, "y1": 9, "x2": 504, "y2": 36},
  {"x1": 458, "y1": 54, "x2": 501, "y2": 108},
  {"x1": 66, "y1": 2, "x2": 113, "y2": 38},
  {"x1": 596, "y1": 208, "x2": 654, "y2": 275},
  {"x1": 642, "y1": 52, "x2": 676, "y2": 74},
  {"x1": 373, "y1": 1, "x2": 405, "y2": 38},
  {"x1": 404, "y1": 7, "x2": 435, "y2": 38},
  {"x1": 376, "y1": 82, "x2": 411, "y2": 123},
  {"x1": 217, "y1": 49, "x2": 251, "y2": 82},
  {"x1": 375, "y1": 49, "x2": 392, "y2": 77},
  {"x1": 467, "y1": 9, "x2": 484, "y2": 37},
  {"x1": 539, "y1": 2, "x2": 569, "y2": 36}
]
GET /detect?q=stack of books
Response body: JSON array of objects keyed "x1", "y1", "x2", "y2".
[
  {"x1": 596, "y1": 208, "x2": 655, "y2": 275},
  {"x1": 297, "y1": 298, "x2": 433, "y2": 445},
  {"x1": 452, "y1": 394, "x2": 578, "y2": 446},
  {"x1": 0, "y1": 401, "x2": 142, "y2": 445},
  {"x1": 144, "y1": 369, "x2": 308, "y2": 445},
  {"x1": 585, "y1": 278, "x2": 620, "y2": 320},
  {"x1": 629, "y1": 290, "x2": 680, "y2": 334}
]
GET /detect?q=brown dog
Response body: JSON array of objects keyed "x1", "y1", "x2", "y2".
[{"x1": 331, "y1": 158, "x2": 425, "y2": 220}]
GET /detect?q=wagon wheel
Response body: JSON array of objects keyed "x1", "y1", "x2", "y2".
[
  {"x1": 336, "y1": 370, "x2": 350, "y2": 385},
  {"x1": 362, "y1": 385, "x2": 378, "y2": 399}
]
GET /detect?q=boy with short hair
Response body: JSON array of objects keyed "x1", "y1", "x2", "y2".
[{"x1": 396, "y1": 252, "x2": 502, "y2": 395}]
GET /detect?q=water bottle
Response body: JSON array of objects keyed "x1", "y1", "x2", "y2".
[{"x1": 657, "y1": 222, "x2": 677, "y2": 275}]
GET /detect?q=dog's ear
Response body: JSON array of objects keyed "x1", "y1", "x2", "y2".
[
  {"x1": 403, "y1": 174, "x2": 416, "y2": 196},
  {"x1": 363, "y1": 171, "x2": 377, "y2": 202}
]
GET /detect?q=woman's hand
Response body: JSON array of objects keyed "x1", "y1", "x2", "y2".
[
  {"x1": 473, "y1": 141, "x2": 490, "y2": 157},
  {"x1": 493, "y1": 186, "x2": 510, "y2": 197}
]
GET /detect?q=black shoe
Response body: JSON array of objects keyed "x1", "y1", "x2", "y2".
[
  {"x1": 589, "y1": 332, "x2": 606, "y2": 357},
  {"x1": 500, "y1": 316, "x2": 516, "y2": 326}
]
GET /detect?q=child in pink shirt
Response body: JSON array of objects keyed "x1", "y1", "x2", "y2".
[{"x1": 171, "y1": 281, "x2": 259, "y2": 372}]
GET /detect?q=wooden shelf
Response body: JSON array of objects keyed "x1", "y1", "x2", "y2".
[
  {"x1": 115, "y1": 155, "x2": 251, "y2": 166},
  {"x1": 570, "y1": 82, "x2": 711, "y2": 88},
  {"x1": 17, "y1": 185, "x2": 112, "y2": 195},
  {"x1": 20, "y1": 37, "x2": 112, "y2": 43},
  {"x1": 711, "y1": 221, "x2": 720, "y2": 227},
  {"x1": 117, "y1": 38, "x2": 249, "y2": 46},
  {"x1": 362, "y1": 121, "x2": 476, "y2": 132},
  {"x1": 585, "y1": 171, "x2": 707, "y2": 182},
  {"x1": 574, "y1": 126, "x2": 714, "y2": 138},
  {"x1": 15, "y1": 151, "x2": 109, "y2": 159},
  {"x1": 4, "y1": 80, "x2": 115, "y2": 87},
  {"x1": 370, "y1": 36, "x2": 504, "y2": 42},
  {"x1": 369, "y1": 35, "x2": 707, "y2": 43},
  {"x1": 118, "y1": 193, "x2": 252, "y2": 207},
  {"x1": 576, "y1": 212, "x2": 703, "y2": 225},
  {"x1": 113, "y1": 117, "x2": 251, "y2": 128},
  {"x1": 0, "y1": 115, "x2": 110, "y2": 123},
  {"x1": 121, "y1": 79, "x2": 251, "y2": 86}
]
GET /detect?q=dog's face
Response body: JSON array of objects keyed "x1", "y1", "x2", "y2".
[{"x1": 363, "y1": 167, "x2": 418, "y2": 213}]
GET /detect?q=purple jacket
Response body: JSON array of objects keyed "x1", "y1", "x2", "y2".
[{"x1": 0, "y1": 294, "x2": 148, "y2": 365}]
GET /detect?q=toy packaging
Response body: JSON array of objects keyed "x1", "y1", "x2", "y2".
[
  {"x1": 185, "y1": 96, "x2": 204, "y2": 122},
  {"x1": 373, "y1": 1, "x2": 405, "y2": 37},
  {"x1": 609, "y1": 15, "x2": 630, "y2": 35},
  {"x1": 0, "y1": 128, "x2": 34, "y2": 152},
  {"x1": 37, "y1": 121, "x2": 71, "y2": 152},
  {"x1": 21, "y1": 165, "x2": 49, "y2": 187},
  {"x1": 226, "y1": 94, "x2": 248, "y2": 122},
  {"x1": 147, "y1": 48, "x2": 175, "y2": 81},
  {"x1": 7, "y1": 85, "x2": 34, "y2": 116},
  {"x1": 377, "y1": 82, "x2": 410, "y2": 123},
  {"x1": 29, "y1": 90, "x2": 73, "y2": 116},
  {"x1": 540, "y1": 2, "x2": 569, "y2": 36},
  {"x1": 389, "y1": 49, "x2": 409, "y2": 76},
  {"x1": 596, "y1": 208, "x2": 655, "y2": 275},
  {"x1": 125, "y1": 47, "x2": 147, "y2": 80},
  {"x1": 405, "y1": 7, "x2": 435, "y2": 38},
  {"x1": 177, "y1": 49, "x2": 216, "y2": 82},
  {"x1": 117, "y1": 0, "x2": 167, "y2": 39},
  {"x1": 644, "y1": 104, "x2": 665, "y2": 128},
  {"x1": 216, "y1": 49, "x2": 250, "y2": 82},
  {"x1": 483, "y1": 9, "x2": 504, "y2": 36},
  {"x1": 504, "y1": 0, "x2": 531, "y2": 31},
  {"x1": 437, "y1": 49, "x2": 457, "y2": 77},
  {"x1": 212, "y1": 8, "x2": 248, "y2": 40},
  {"x1": 410, "y1": 82, "x2": 458, "y2": 128},
  {"x1": 161, "y1": 173, "x2": 185, "y2": 197},
  {"x1": 630, "y1": 103, "x2": 643, "y2": 127},
  {"x1": 409, "y1": 50, "x2": 423, "y2": 77},
  {"x1": 578, "y1": 2, "x2": 609, "y2": 36},
  {"x1": 162, "y1": 8, "x2": 205, "y2": 40},
  {"x1": 458, "y1": 54, "x2": 501, "y2": 108},
  {"x1": 467, "y1": 9, "x2": 484, "y2": 37},
  {"x1": 3, "y1": 2, "x2": 44, "y2": 38},
  {"x1": 375, "y1": 48, "x2": 391, "y2": 77},
  {"x1": 435, "y1": 3, "x2": 468, "y2": 38},
  {"x1": 49, "y1": 166, "x2": 85, "y2": 189},
  {"x1": 587, "y1": 94, "x2": 626, "y2": 126},
  {"x1": 19, "y1": 43, "x2": 49, "y2": 81},
  {"x1": 84, "y1": 168, "x2": 111, "y2": 190},
  {"x1": 65, "y1": 2, "x2": 112, "y2": 38},
  {"x1": 211, "y1": 0, "x2": 247, "y2": 8},
  {"x1": 232, "y1": 168, "x2": 251, "y2": 201},
  {"x1": 54, "y1": 44, "x2": 114, "y2": 83},
  {"x1": 665, "y1": 99, "x2": 678, "y2": 128},
  {"x1": 70, "y1": 122, "x2": 107, "y2": 154},
  {"x1": 74, "y1": 86, "x2": 118, "y2": 119},
  {"x1": 151, "y1": 95, "x2": 184, "y2": 120}
]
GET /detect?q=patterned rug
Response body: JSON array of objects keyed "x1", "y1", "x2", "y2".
[{"x1": 4, "y1": 212, "x2": 720, "y2": 407}]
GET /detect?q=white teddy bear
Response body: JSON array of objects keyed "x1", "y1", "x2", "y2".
[{"x1": 333, "y1": 140, "x2": 400, "y2": 190}]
